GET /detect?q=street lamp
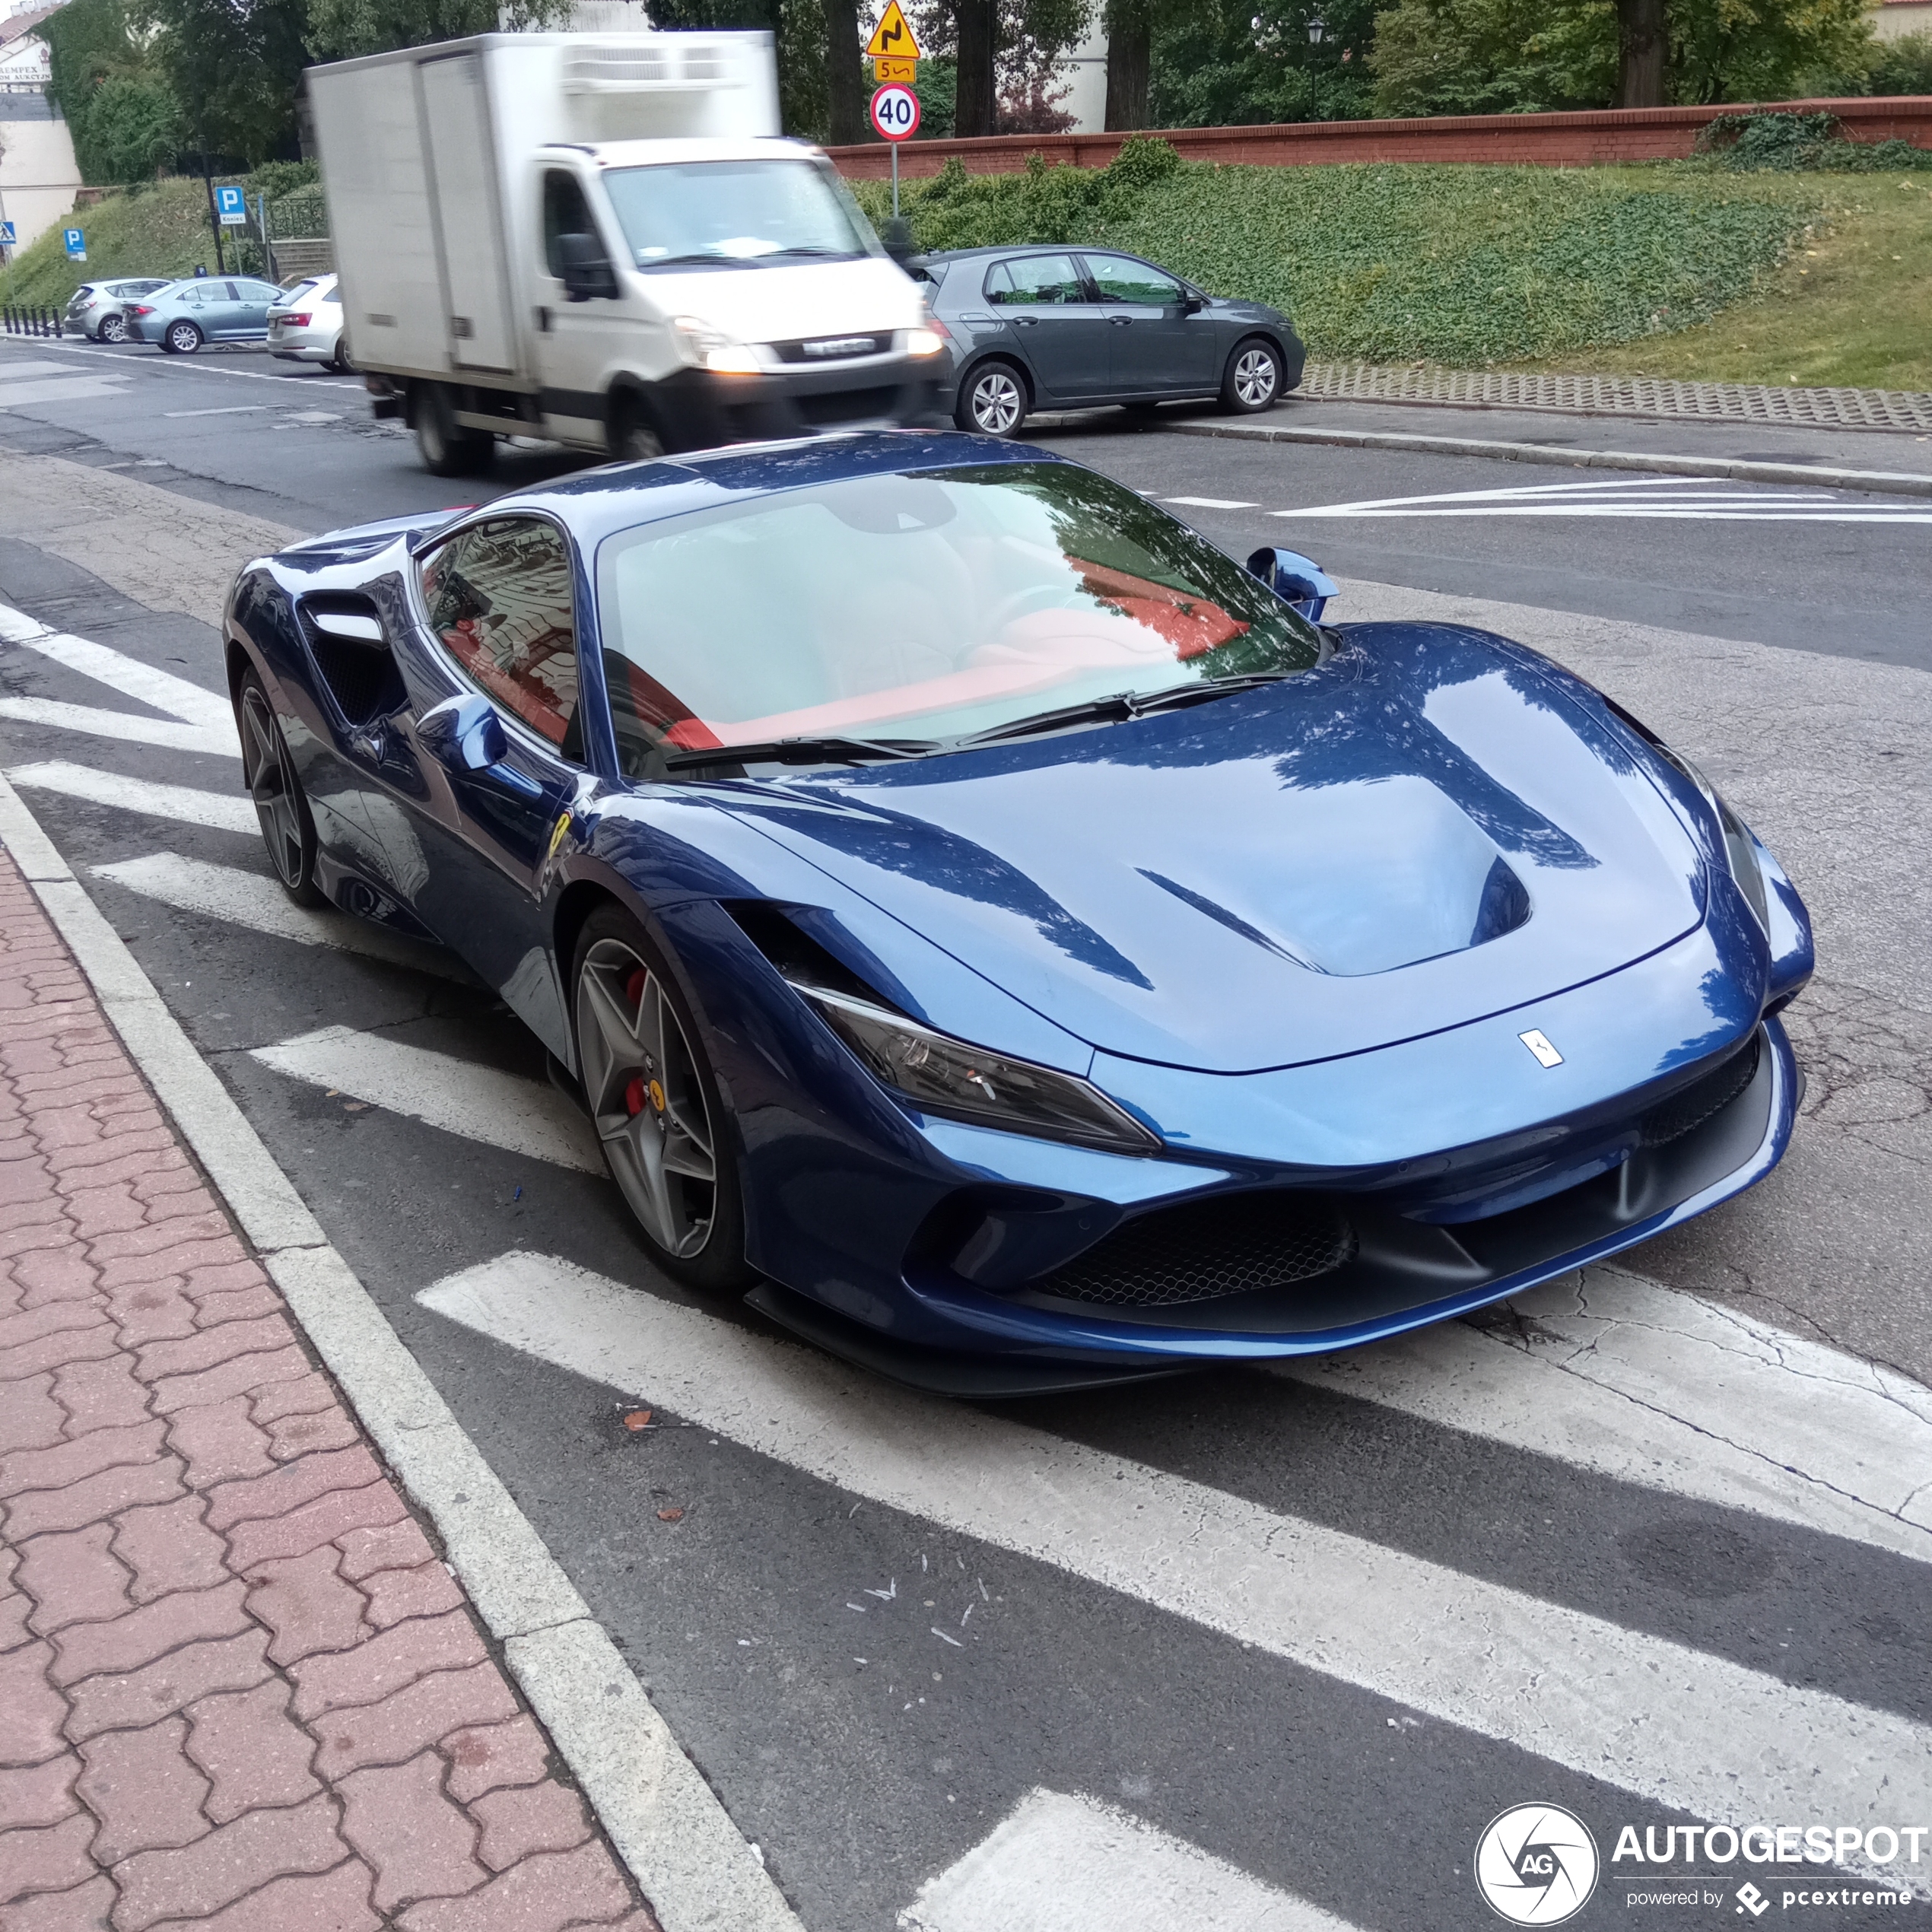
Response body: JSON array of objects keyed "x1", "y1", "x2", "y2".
[{"x1": 1305, "y1": 11, "x2": 1325, "y2": 42}]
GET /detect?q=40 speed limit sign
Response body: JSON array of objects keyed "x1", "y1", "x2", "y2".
[{"x1": 869, "y1": 82, "x2": 920, "y2": 141}]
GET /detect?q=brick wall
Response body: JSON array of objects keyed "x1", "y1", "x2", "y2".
[{"x1": 825, "y1": 95, "x2": 1932, "y2": 180}]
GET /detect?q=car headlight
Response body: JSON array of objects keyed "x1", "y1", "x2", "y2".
[
  {"x1": 793, "y1": 982, "x2": 1158, "y2": 1155},
  {"x1": 672, "y1": 315, "x2": 762, "y2": 375},
  {"x1": 1610, "y1": 701, "x2": 1769, "y2": 931},
  {"x1": 907, "y1": 325, "x2": 945, "y2": 357}
]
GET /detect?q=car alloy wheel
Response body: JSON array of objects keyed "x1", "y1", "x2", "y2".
[
  {"x1": 964, "y1": 364, "x2": 1024, "y2": 437},
  {"x1": 164, "y1": 319, "x2": 203, "y2": 355},
  {"x1": 1225, "y1": 341, "x2": 1280, "y2": 412},
  {"x1": 99, "y1": 314, "x2": 128, "y2": 344},
  {"x1": 237, "y1": 675, "x2": 324, "y2": 906},
  {"x1": 577, "y1": 936, "x2": 718, "y2": 1262}
]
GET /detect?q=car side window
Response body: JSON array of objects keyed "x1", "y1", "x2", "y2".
[
  {"x1": 1085, "y1": 254, "x2": 1184, "y2": 307},
  {"x1": 985, "y1": 253, "x2": 1085, "y2": 307},
  {"x1": 242, "y1": 281, "x2": 280, "y2": 301},
  {"x1": 418, "y1": 519, "x2": 582, "y2": 753},
  {"x1": 543, "y1": 170, "x2": 601, "y2": 278}
]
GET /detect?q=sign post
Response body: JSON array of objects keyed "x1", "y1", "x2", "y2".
[
  {"x1": 869, "y1": 83, "x2": 921, "y2": 219},
  {"x1": 865, "y1": 4, "x2": 923, "y2": 221}
]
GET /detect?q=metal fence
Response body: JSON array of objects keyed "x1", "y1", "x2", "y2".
[{"x1": 2, "y1": 305, "x2": 65, "y2": 335}]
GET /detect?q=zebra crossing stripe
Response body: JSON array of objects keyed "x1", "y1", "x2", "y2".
[
  {"x1": 417, "y1": 1250, "x2": 1932, "y2": 1889},
  {"x1": 92, "y1": 853, "x2": 461, "y2": 978},
  {"x1": 897, "y1": 1788, "x2": 1358, "y2": 1931},
  {"x1": 8, "y1": 761, "x2": 258, "y2": 834},
  {"x1": 251, "y1": 1025, "x2": 600, "y2": 1173},
  {"x1": 1269, "y1": 1268, "x2": 1932, "y2": 1567}
]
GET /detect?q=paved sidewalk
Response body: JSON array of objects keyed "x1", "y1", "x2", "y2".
[{"x1": 0, "y1": 846, "x2": 658, "y2": 1932}]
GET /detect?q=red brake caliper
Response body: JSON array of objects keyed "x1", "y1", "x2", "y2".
[{"x1": 624, "y1": 968, "x2": 648, "y2": 1117}]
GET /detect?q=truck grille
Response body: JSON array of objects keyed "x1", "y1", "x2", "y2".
[
  {"x1": 1033, "y1": 1193, "x2": 1356, "y2": 1310},
  {"x1": 771, "y1": 334, "x2": 892, "y2": 364}
]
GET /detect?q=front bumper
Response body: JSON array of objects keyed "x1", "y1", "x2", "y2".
[{"x1": 654, "y1": 354, "x2": 943, "y2": 450}]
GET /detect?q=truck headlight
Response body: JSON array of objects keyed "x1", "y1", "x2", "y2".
[
  {"x1": 793, "y1": 983, "x2": 1158, "y2": 1154},
  {"x1": 907, "y1": 326, "x2": 945, "y2": 357},
  {"x1": 672, "y1": 315, "x2": 761, "y2": 375}
]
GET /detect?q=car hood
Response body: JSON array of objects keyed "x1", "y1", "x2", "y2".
[
  {"x1": 637, "y1": 256, "x2": 923, "y2": 347},
  {"x1": 717, "y1": 625, "x2": 1709, "y2": 1074}
]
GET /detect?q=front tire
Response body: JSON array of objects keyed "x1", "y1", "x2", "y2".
[
  {"x1": 164, "y1": 319, "x2": 203, "y2": 356},
  {"x1": 1221, "y1": 336, "x2": 1282, "y2": 414},
  {"x1": 99, "y1": 315, "x2": 128, "y2": 344},
  {"x1": 237, "y1": 670, "x2": 324, "y2": 907},
  {"x1": 955, "y1": 359, "x2": 1027, "y2": 438},
  {"x1": 415, "y1": 382, "x2": 495, "y2": 478},
  {"x1": 572, "y1": 906, "x2": 752, "y2": 1293},
  {"x1": 609, "y1": 396, "x2": 665, "y2": 462}
]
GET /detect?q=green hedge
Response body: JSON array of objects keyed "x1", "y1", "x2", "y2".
[{"x1": 856, "y1": 145, "x2": 1824, "y2": 365}]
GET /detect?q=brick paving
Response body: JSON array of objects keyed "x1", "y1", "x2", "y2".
[{"x1": 0, "y1": 847, "x2": 659, "y2": 1932}]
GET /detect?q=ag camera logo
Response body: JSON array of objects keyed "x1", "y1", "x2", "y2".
[{"x1": 1476, "y1": 1803, "x2": 1600, "y2": 1924}]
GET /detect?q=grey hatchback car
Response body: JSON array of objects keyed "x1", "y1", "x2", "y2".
[
  {"x1": 921, "y1": 246, "x2": 1304, "y2": 437},
  {"x1": 64, "y1": 279, "x2": 170, "y2": 343},
  {"x1": 127, "y1": 276, "x2": 286, "y2": 354}
]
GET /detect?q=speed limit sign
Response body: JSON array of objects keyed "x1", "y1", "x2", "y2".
[{"x1": 869, "y1": 82, "x2": 920, "y2": 141}]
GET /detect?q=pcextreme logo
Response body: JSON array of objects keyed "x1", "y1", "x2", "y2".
[{"x1": 1476, "y1": 1803, "x2": 1601, "y2": 1924}]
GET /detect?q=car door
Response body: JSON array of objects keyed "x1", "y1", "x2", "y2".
[
  {"x1": 232, "y1": 279, "x2": 281, "y2": 338},
  {"x1": 1080, "y1": 252, "x2": 1221, "y2": 396},
  {"x1": 533, "y1": 165, "x2": 628, "y2": 446},
  {"x1": 194, "y1": 280, "x2": 244, "y2": 338},
  {"x1": 983, "y1": 253, "x2": 1114, "y2": 403},
  {"x1": 392, "y1": 515, "x2": 592, "y2": 1057}
]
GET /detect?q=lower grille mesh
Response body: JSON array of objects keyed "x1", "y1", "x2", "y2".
[
  {"x1": 1641, "y1": 1033, "x2": 1762, "y2": 1148},
  {"x1": 1034, "y1": 1193, "x2": 1356, "y2": 1309}
]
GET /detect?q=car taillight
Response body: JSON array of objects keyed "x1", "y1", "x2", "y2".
[
  {"x1": 130, "y1": 305, "x2": 154, "y2": 317},
  {"x1": 278, "y1": 313, "x2": 310, "y2": 327}
]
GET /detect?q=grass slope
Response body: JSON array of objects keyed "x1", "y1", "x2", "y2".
[
  {"x1": 862, "y1": 156, "x2": 1929, "y2": 388},
  {"x1": 0, "y1": 179, "x2": 269, "y2": 308}
]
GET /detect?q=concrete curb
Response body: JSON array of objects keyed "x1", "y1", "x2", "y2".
[
  {"x1": 0, "y1": 770, "x2": 807, "y2": 1932},
  {"x1": 1168, "y1": 418, "x2": 1932, "y2": 499}
]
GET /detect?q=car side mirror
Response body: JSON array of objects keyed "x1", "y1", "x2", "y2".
[
  {"x1": 420, "y1": 694, "x2": 549, "y2": 798},
  {"x1": 558, "y1": 231, "x2": 618, "y2": 302},
  {"x1": 1180, "y1": 293, "x2": 1206, "y2": 315},
  {"x1": 1246, "y1": 547, "x2": 1337, "y2": 623}
]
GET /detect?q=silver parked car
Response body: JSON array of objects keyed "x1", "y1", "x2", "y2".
[
  {"x1": 126, "y1": 276, "x2": 285, "y2": 354},
  {"x1": 64, "y1": 279, "x2": 169, "y2": 343},
  {"x1": 267, "y1": 274, "x2": 351, "y2": 372}
]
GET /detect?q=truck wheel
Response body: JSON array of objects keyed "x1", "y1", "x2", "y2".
[
  {"x1": 415, "y1": 383, "x2": 495, "y2": 478},
  {"x1": 609, "y1": 397, "x2": 664, "y2": 462}
]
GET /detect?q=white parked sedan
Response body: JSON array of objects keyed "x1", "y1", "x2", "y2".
[{"x1": 267, "y1": 273, "x2": 351, "y2": 372}]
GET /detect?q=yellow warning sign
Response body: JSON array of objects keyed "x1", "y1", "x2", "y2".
[
  {"x1": 873, "y1": 55, "x2": 917, "y2": 82},
  {"x1": 865, "y1": 1, "x2": 921, "y2": 61}
]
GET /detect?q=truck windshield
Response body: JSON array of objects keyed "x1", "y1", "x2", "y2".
[{"x1": 602, "y1": 160, "x2": 872, "y2": 269}]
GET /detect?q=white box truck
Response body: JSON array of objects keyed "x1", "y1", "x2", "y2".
[{"x1": 307, "y1": 32, "x2": 942, "y2": 475}]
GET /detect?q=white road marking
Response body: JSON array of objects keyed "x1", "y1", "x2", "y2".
[
  {"x1": 1272, "y1": 475, "x2": 1932, "y2": 523},
  {"x1": 94, "y1": 853, "x2": 459, "y2": 977},
  {"x1": 164, "y1": 404, "x2": 265, "y2": 418},
  {"x1": 0, "y1": 603, "x2": 235, "y2": 755},
  {"x1": 252, "y1": 1026, "x2": 599, "y2": 1172},
  {"x1": 0, "y1": 341, "x2": 363, "y2": 391},
  {"x1": 1165, "y1": 496, "x2": 1260, "y2": 510},
  {"x1": 898, "y1": 1788, "x2": 1355, "y2": 1932},
  {"x1": 8, "y1": 761, "x2": 257, "y2": 834},
  {"x1": 419, "y1": 1251, "x2": 1932, "y2": 1885},
  {"x1": 0, "y1": 359, "x2": 87, "y2": 380},
  {"x1": 1271, "y1": 1267, "x2": 1932, "y2": 1564}
]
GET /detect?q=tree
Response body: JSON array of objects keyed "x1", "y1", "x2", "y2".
[
  {"x1": 41, "y1": 0, "x2": 186, "y2": 182},
  {"x1": 135, "y1": 0, "x2": 310, "y2": 163},
  {"x1": 1103, "y1": 0, "x2": 1151, "y2": 126},
  {"x1": 309, "y1": 0, "x2": 572, "y2": 57},
  {"x1": 1150, "y1": 0, "x2": 1376, "y2": 126},
  {"x1": 822, "y1": 0, "x2": 866, "y2": 142}
]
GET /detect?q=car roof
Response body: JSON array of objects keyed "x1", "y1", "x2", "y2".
[{"x1": 473, "y1": 431, "x2": 1070, "y2": 551}]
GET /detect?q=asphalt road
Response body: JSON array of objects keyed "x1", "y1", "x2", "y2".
[{"x1": 3, "y1": 336, "x2": 1930, "y2": 1932}]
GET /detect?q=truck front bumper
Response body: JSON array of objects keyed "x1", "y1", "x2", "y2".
[{"x1": 657, "y1": 355, "x2": 943, "y2": 450}]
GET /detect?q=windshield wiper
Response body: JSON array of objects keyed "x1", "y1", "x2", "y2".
[
  {"x1": 662, "y1": 735, "x2": 940, "y2": 771},
  {"x1": 955, "y1": 673, "x2": 1295, "y2": 748},
  {"x1": 758, "y1": 246, "x2": 860, "y2": 261}
]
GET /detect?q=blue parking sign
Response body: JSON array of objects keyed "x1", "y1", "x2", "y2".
[
  {"x1": 214, "y1": 184, "x2": 247, "y2": 227},
  {"x1": 63, "y1": 227, "x2": 84, "y2": 259}
]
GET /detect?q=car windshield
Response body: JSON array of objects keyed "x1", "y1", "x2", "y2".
[
  {"x1": 601, "y1": 159, "x2": 872, "y2": 269},
  {"x1": 596, "y1": 462, "x2": 1323, "y2": 775}
]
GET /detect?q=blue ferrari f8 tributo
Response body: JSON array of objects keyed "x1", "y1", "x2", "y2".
[{"x1": 224, "y1": 432, "x2": 1811, "y2": 1393}]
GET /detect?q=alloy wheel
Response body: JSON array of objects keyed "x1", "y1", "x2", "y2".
[
  {"x1": 968, "y1": 367, "x2": 1023, "y2": 436},
  {"x1": 1232, "y1": 346, "x2": 1278, "y2": 408},
  {"x1": 577, "y1": 939, "x2": 717, "y2": 1260},
  {"x1": 100, "y1": 315, "x2": 127, "y2": 343},
  {"x1": 166, "y1": 320, "x2": 201, "y2": 354},
  {"x1": 240, "y1": 685, "x2": 306, "y2": 889}
]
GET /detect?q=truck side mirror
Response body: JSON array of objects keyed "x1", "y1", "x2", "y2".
[
  {"x1": 1246, "y1": 546, "x2": 1337, "y2": 623},
  {"x1": 558, "y1": 232, "x2": 618, "y2": 303}
]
